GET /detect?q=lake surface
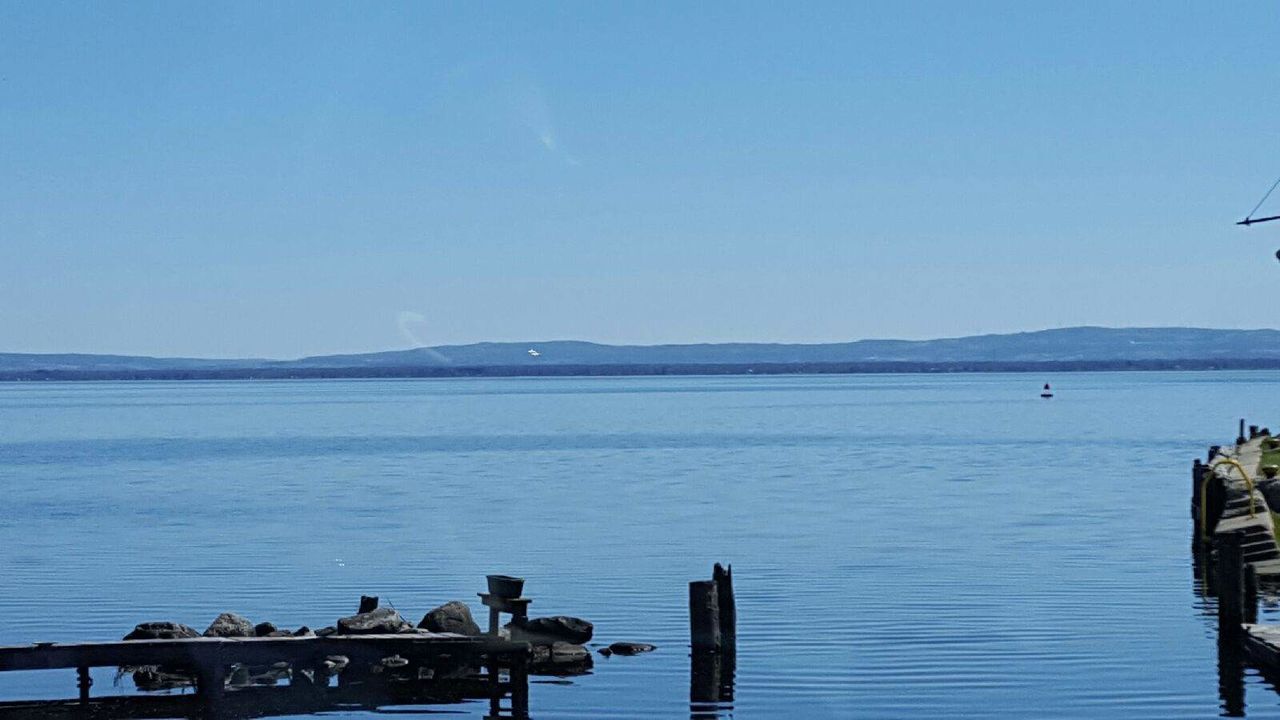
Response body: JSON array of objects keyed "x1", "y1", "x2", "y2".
[{"x1": 4, "y1": 372, "x2": 1280, "y2": 718}]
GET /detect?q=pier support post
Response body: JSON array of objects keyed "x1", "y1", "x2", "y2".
[
  {"x1": 1193, "y1": 459, "x2": 1205, "y2": 546},
  {"x1": 76, "y1": 666, "x2": 91, "y2": 703},
  {"x1": 511, "y1": 649, "x2": 530, "y2": 719},
  {"x1": 689, "y1": 580, "x2": 721, "y2": 653},
  {"x1": 690, "y1": 641, "x2": 736, "y2": 710},
  {"x1": 691, "y1": 564, "x2": 737, "y2": 713},
  {"x1": 196, "y1": 664, "x2": 226, "y2": 710},
  {"x1": 1218, "y1": 530, "x2": 1246, "y2": 639},
  {"x1": 1245, "y1": 564, "x2": 1259, "y2": 625}
]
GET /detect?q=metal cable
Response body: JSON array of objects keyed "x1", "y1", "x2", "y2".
[{"x1": 1247, "y1": 174, "x2": 1280, "y2": 220}]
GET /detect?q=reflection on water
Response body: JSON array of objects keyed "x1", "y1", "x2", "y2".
[
  {"x1": 690, "y1": 650, "x2": 735, "y2": 719},
  {"x1": 0, "y1": 677, "x2": 531, "y2": 720},
  {"x1": 14, "y1": 373, "x2": 1280, "y2": 717},
  {"x1": 1220, "y1": 634, "x2": 1247, "y2": 718}
]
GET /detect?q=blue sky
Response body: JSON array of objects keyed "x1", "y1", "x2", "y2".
[{"x1": 2, "y1": 2, "x2": 1279, "y2": 358}]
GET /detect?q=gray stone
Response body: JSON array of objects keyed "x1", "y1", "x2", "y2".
[
  {"x1": 530, "y1": 642, "x2": 594, "y2": 672},
  {"x1": 519, "y1": 616, "x2": 593, "y2": 645},
  {"x1": 550, "y1": 642, "x2": 590, "y2": 663},
  {"x1": 204, "y1": 612, "x2": 254, "y2": 638},
  {"x1": 419, "y1": 601, "x2": 482, "y2": 636},
  {"x1": 123, "y1": 622, "x2": 199, "y2": 641},
  {"x1": 598, "y1": 642, "x2": 657, "y2": 657},
  {"x1": 336, "y1": 607, "x2": 410, "y2": 635},
  {"x1": 131, "y1": 667, "x2": 194, "y2": 690}
]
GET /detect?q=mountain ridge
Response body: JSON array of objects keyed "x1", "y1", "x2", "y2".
[{"x1": 7, "y1": 326, "x2": 1280, "y2": 373}]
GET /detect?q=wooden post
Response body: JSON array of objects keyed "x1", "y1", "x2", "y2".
[
  {"x1": 1238, "y1": 419, "x2": 1247, "y2": 446},
  {"x1": 485, "y1": 649, "x2": 501, "y2": 718},
  {"x1": 1210, "y1": 445, "x2": 1221, "y2": 462},
  {"x1": 1245, "y1": 564, "x2": 1259, "y2": 624},
  {"x1": 689, "y1": 648, "x2": 722, "y2": 705},
  {"x1": 197, "y1": 663, "x2": 226, "y2": 706},
  {"x1": 713, "y1": 563, "x2": 736, "y2": 650},
  {"x1": 1251, "y1": 425, "x2": 1260, "y2": 439},
  {"x1": 510, "y1": 649, "x2": 530, "y2": 719},
  {"x1": 76, "y1": 666, "x2": 91, "y2": 703},
  {"x1": 689, "y1": 580, "x2": 721, "y2": 653},
  {"x1": 1218, "y1": 530, "x2": 1246, "y2": 639},
  {"x1": 1192, "y1": 459, "x2": 1204, "y2": 542},
  {"x1": 358, "y1": 595, "x2": 379, "y2": 613}
]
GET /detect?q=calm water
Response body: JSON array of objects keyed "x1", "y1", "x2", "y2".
[{"x1": 3, "y1": 372, "x2": 1280, "y2": 718}]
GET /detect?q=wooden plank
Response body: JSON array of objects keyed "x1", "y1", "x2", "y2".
[
  {"x1": 1244, "y1": 624, "x2": 1280, "y2": 670},
  {"x1": 1248, "y1": 558, "x2": 1280, "y2": 576},
  {"x1": 1215, "y1": 513, "x2": 1273, "y2": 535},
  {"x1": 0, "y1": 634, "x2": 526, "y2": 673}
]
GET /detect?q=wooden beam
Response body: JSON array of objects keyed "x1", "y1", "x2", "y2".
[
  {"x1": 1238, "y1": 214, "x2": 1280, "y2": 226},
  {"x1": 0, "y1": 634, "x2": 525, "y2": 673}
]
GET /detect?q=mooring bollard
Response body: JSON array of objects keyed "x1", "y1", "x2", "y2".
[
  {"x1": 1217, "y1": 530, "x2": 1246, "y2": 638},
  {"x1": 689, "y1": 580, "x2": 721, "y2": 653}
]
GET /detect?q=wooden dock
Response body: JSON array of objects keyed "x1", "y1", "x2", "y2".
[
  {"x1": 0, "y1": 632, "x2": 530, "y2": 719},
  {"x1": 1195, "y1": 433, "x2": 1280, "y2": 575}
]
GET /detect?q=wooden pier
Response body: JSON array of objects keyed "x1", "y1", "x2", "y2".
[
  {"x1": 0, "y1": 625, "x2": 530, "y2": 719},
  {"x1": 1194, "y1": 432, "x2": 1280, "y2": 575}
]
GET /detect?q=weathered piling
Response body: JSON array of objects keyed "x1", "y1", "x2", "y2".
[
  {"x1": 1246, "y1": 564, "x2": 1260, "y2": 624},
  {"x1": 1194, "y1": 459, "x2": 1206, "y2": 546},
  {"x1": 689, "y1": 564, "x2": 737, "y2": 654},
  {"x1": 690, "y1": 564, "x2": 737, "y2": 713},
  {"x1": 1239, "y1": 419, "x2": 1248, "y2": 446},
  {"x1": 690, "y1": 647, "x2": 736, "y2": 710},
  {"x1": 1218, "y1": 530, "x2": 1246, "y2": 639},
  {"x1": 358, "y1": 595, "x2": 379, "y2": 614},
  {"x1": 75, "y1": 666, "x2": 90, "y2": 703},
  {"x1": 688, "y1": 581, "x2": 721, "y2": 653},
  {"x1": 713, "y1": 563, "x2": 736, "y2": 648}
]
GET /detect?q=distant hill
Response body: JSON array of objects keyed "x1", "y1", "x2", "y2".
[{"x1": 7, "y1": 327, "x2": 1280, "y2": 377}]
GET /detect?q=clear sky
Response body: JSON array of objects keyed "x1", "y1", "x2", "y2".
[{"x1": 2, "y1": 2, "x2": 1280, "y2": 358}]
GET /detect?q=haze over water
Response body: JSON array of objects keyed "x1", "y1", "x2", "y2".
[{"x1": 5, "y1": 372, "x2": 1280, "y2": 718}]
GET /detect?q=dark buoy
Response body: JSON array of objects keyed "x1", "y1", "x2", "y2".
[{"x1": 1040, "y1": 383, "x2": 1053, "y2": 398}]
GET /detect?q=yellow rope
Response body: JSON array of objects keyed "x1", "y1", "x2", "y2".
[{"x1": 1202, "y1": 457, "x2": 1258, "y2": 542}]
